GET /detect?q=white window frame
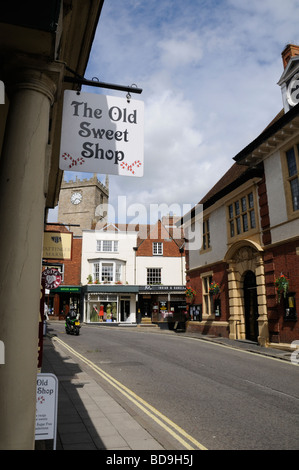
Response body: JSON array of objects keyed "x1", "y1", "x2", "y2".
[
  {"x1": 201, "y1": 272, "x2": 213, "y2": 317},
  {"x1": 96, "y1": 240, "x2": 119, "y2": 252},
  {"x1": 92, "y1": 261, "x2": 122, "y2": 283},
  {"x1": 227, "y1": 191, "x2": 257, "y2": 239},
  {"x1": 153, "y1": 242, "x2": 163, "y2": 255},
  {"x1": 147, "y1": 268, "x2": 162, "y2": 285}
]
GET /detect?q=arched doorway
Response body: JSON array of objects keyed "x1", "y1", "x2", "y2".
[
  {"x1": 243, "y1": 270, "x2": 259, "y2": 342},
  {"x1": 225, "y1": 239, "x2": 269, "y2": 346}
]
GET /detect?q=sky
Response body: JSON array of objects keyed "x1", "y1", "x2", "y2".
[{"x1": 48, "y1": 0, "x2": 299, "y2": 225}]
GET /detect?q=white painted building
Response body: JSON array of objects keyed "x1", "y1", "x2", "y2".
[
  {"x1": 81, "y1": 219, "x2": 186, "y2": 325},
  {"x1": 81, "y1": 226, "x2": 138, "y2": 323}
]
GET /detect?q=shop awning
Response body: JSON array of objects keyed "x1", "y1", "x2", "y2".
[{"x1": 83, "y1": 285, "x2": 139, "y2": 294}]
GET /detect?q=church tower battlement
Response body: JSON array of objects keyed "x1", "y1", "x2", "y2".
[{"x1": 58, "y1": 173, "x2": 109, "y2": 236}]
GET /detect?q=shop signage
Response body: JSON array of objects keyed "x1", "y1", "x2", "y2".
[
  {"x1": 59, "y1": 91, "x2": 144, "y2": 177},
  {"x1": 139, "y1": 286, "x2": 185, "y2": 292},
  {"x1": 42, "y1": 268, "x2": 62, "y2": 289},
  {"x1": 43, "y1": 231, "x2": 72, "y2": 260},
  {"x1": 35, "y1": 373, "x2": 58, "y2": 449},
  {"x1": 51, "y1": 286, "x2": 81, "y2": 293}
]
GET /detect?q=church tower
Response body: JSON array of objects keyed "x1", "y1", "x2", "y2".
[{"x1": 58, "y1": 174, "x2": 109, "y2": 236}]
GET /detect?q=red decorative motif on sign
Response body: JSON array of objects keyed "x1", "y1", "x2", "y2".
[
  {"x1": 61, "y1": 152, "x2": 85, "y2": 169},
  {"x1": 120, "y1": 160, "x2": 142, "y2": 175}
]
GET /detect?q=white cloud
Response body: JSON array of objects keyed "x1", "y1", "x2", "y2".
[{"x1": 53, "y1": 0, "x2": 299, "y2": 225}]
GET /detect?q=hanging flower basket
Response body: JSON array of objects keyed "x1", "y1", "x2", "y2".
[
  {"x1": 275, "y1": 274, "x2": 289, "y2": 302},
  {"x1": 185, "y1": 287, "x2": 196, "y2": 301},
  {"x1": 209, "y1": 282, "x2": 220, "y2": 296}
]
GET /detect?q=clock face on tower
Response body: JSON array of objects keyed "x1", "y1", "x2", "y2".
[{"x1": 70, "y1": 192, "x2": 82, "y2": 205}]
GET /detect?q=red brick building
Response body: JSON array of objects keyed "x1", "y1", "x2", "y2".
[
  {"x1": 43, "y1": 225, "x2": 82, "y2": 319},
  {"x1": 135, "y1": 217, "x2": 186, "y2": 325},
  {"x1": 183, "y1": 45, "x2": 299, "y2": 347}
]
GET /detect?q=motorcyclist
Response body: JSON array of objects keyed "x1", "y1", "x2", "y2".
[{"x1": 65, "y1": 309, "x2": 81, "y2": 335}]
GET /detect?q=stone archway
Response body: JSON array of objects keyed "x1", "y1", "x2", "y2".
[{"x1": 225, "y1": 240, "x2": 269, "y2": 346}]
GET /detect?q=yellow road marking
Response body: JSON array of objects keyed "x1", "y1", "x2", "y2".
[{"x1": 53, "y1": 336, "x2": 207, "y2": 450}]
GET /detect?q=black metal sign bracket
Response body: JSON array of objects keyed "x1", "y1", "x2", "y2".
[{"x1": 64, "y1": 67, "x2": 142, "y2": 95}]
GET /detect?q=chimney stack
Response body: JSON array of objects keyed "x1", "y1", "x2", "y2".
[{"x1": 281, "y1": 44, "x2": 299, "y2": 69}]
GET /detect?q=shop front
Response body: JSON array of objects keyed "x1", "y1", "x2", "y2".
[
  {"x1": 138, "y1": 286, "x2": 187, "y2": 327},
  {"x1": 83, "y1": 285, "x2": 139, "y2": 324},
  {"x1": 47, "y1": 285, "x2": 82, "y2": 320}
]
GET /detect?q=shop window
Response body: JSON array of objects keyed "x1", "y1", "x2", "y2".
[
  {"x1": 227, "y1": 191, "x2": 256, "y2": 239},
  {"x1": 284, "y1": 292, "x2": 297, "y2": 321},
  {"x1": 147, "y1": 268, "x2": 161, "y2": 285},
  {"x1": 153, "y1": 242, "x2": 163, "y2": 255},
  {"x1": 89, "y1": 296, "x2": 118, "y2": 322}
]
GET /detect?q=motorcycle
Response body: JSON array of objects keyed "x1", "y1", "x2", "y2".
[{"x1": 65, "y1": 310, "x2": 81, "y2": 335}]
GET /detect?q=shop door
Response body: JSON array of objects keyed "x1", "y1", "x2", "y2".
[
  {"x1": 120, "y1": 300, "x2": 130, "y2": 322},
  {"x1": 243, "y1": 271, "x2": 259, "y2": 342}
]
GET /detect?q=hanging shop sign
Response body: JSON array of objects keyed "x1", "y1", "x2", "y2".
[
  {"x1": 42, "y1": 268, "x2": 62, "y2": 290},
  {"x1": 43, "y1": 231, "x2": 72, "y2": 260},
  {"x1": 59, "y1": 91, "x2": 144, "y2": 177}
]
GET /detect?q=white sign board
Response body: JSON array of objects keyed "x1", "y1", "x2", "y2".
[
  {"x1": 35, "y1": 373, "x2": 58, "y2": 449},
  {"x1": 59, "y1": 91, "x2": 144, "y2": 177}
]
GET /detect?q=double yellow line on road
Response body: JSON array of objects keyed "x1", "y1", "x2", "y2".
[{"x1": 53, "y1": 336, "x2": 207, "y2": 451}]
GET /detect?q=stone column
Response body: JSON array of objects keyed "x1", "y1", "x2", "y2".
[{"x1": 0, "y1": 69, "x2": 56, "y2": 449}]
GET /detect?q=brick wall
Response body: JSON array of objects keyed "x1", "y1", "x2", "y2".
[
  {"x1": 136, "y1": 220, "x2": 184, "y2": 257},
  {"x1": 63, "y1": 237, "x2": 82, "y2": 285},
  {"x1": 187, "y1": 261, "x2": 229, "y2": 338},
  {"x1": 265, "y1": 238, "x2": 299, "y2": 344}
]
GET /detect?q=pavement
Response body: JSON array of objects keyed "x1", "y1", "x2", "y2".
[{"x1": 37, "y1": 322, "x2": 298, "y2": 451}]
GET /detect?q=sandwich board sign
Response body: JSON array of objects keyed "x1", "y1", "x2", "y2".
[
  {"x1": 35, "y1": 373, "x2": 58, "y2": 449},
  {"x1": 59, "y1": 91, "x2": 144, "y2": 177}
]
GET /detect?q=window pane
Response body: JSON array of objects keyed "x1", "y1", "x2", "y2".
[
  {"x1": 153, "y1": 242, "x2": 163, "y2": 255},
  {"x1": 248, "y1": 192, "x2": 254, "y2": 208},
  {"x1": 93, "y1": 263, "x2": 100, "y2": 281},
  {"x1": 242, "y1": 213, "x2": 248, "y2": 232},
  {"x1": 204, "y1": 295, "x2": 209, "y2": 314},
  {"x1": 229, "y1": 204, "x2": 233, "y2": 219},
  {"x1": 241, "y1": 197, "x2": 247, "y2": 212},
  {"x1": 290, "y1": 177, "x2": 299, "y2": 211},
  {"x1": 103, "y1": 240, "x2": 113, "y2": 252},
  {"x1": 250, "y1": 210, "x2": 256, "y2": 228},
  {"x1": 286, "y1": 148, "x2": 297, "y2": 177},
  {"x1": 115, "y1": 264, "x2": 121, "y2": 282},
  {"x1": 101, "y1": 263, "x2": 113, "y2": 282},
  {"x1": 230, "y1": 220, "x2": 234, "y2": 237},
  {"x1": 147, "y1": 268, "x2": 161, "y2": 284},
  {"x1": 235, "y1": 201, "x2": 240, "y2": 215}
]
